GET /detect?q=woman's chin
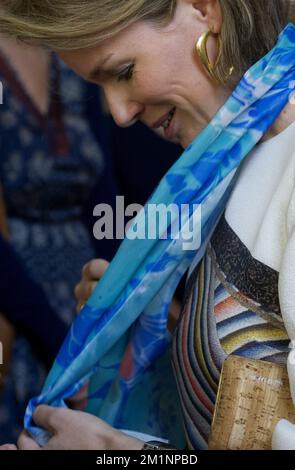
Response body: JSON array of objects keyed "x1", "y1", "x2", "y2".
[{"x1": 180, "y1": 137, "x2": 193, "y2": 150}]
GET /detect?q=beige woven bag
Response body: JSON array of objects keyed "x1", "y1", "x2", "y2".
[{"x1": 208, "y1": 355, "x2": 295, "y2": 450}]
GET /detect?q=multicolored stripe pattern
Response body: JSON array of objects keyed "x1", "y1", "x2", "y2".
[{"x1": 172, "y1": 217, "x2": 290, "y2": 450}]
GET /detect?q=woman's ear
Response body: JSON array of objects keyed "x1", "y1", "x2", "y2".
[{"x1": 191, "y1": 0, "x2": 222, "y2": 33}]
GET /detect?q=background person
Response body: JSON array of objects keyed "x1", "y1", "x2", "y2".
[{"x1": 0, "y1": 37, "x2": 112, "y2": 442}]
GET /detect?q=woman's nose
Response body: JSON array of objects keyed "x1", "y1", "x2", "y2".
[{"x1": 105, "y1": 89, "x2": 144, "y2": 128}]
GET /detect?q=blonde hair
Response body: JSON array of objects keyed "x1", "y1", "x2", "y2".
[{"x1": 0, "y1": 0, "x2": 294, "y2": 84}]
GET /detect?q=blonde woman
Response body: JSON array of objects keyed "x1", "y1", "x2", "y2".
[{"x1": 0, "y1": 0, "x2": 295, "y2": 450}]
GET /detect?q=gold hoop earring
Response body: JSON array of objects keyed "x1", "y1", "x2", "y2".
[{"x1": 196, "y1": 30, "x2": 233, "y2": 84}]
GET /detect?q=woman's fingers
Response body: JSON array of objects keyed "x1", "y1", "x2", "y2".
[
  {"x1": 82, "y1": 259, "x2": 109, "y2": 281},
  {"x1": 75, "y1": 259, "x2": 110, "y2": 308},
  {"x1": 75, "y1": 282, "x2": 98, "y2": 313},
  {"x1": 32, "y1": 405, "x2": 60, "y2": 436},
  {"x1": 17, "y1": 431, "x2": 40, "y2": 450},
  {"x1": 75, "y1": 281, "x2": 97, "y2": 304},
  {"x1": 0, "y1": 444, "x2": 17, "y2": 450}
]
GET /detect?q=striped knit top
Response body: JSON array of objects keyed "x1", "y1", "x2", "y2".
[{"x1": 172, "y1": 121, "x2": 295, "y2": 450}]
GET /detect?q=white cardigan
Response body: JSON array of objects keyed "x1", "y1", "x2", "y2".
[{"x1": 224, "y1": 120, "x2": 295, "y2": 449}]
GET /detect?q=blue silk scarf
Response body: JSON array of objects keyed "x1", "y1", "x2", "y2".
[{"x1": 25, "y1": 24, "x2": 295, "y2": 447}]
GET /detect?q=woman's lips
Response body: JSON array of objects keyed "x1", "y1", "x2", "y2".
[
  {"x1": 151, "y1": 107, "x2": 176, "y2": 140},
  {"x1": 163, "y1": 108, "x2": 176, "y2": 140}
]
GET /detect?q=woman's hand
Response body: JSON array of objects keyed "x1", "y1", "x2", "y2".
[
  {"x1": 75, "y1": 258, "x2": 182, "y2": 332},
  {"x1": 0, "y1": 444, "x2": 17, "y2": 450},
  {"x1": 74, "y1": 259, "x2": 109, "y2": 312},
  {"x1": 17, "y1": 405, "x2": 143, "y2": 450}
]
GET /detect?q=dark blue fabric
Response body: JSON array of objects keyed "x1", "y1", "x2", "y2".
[
  {"x1": 82, "y1": 84, "x2": 121, "y2": 261},
  {"x1": 110, "y1": 119, "x2": 182, "y2": 207},
  {"x1": 0, "y1": 234, "x2": 67, "y2": 367},
  {"x1": 0, "y1": 55, "x2": 107, "y2": 442}
]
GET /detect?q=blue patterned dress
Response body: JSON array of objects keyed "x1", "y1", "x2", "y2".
[{"x1": 0, "y1": 52, "x2": 105, "y2": 442}]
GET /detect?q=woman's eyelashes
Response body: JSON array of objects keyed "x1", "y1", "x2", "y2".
[{"x1": 117, "y1": 64, "x2": 134, "y2": 82}]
